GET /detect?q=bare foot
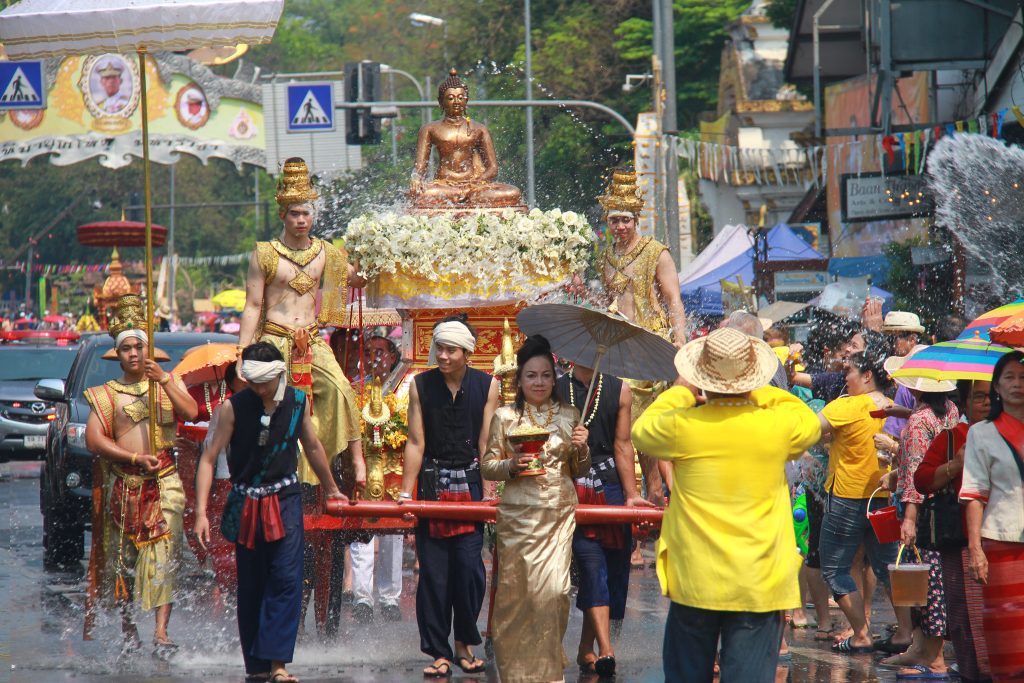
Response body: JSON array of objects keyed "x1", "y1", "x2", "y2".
[{"x1": 832, "y1": 627, "x2": 854, "y2": 643}]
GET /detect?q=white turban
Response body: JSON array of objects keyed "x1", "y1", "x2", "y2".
[
  {"x1": 241, "y1": 359, "x2": 288, "y2": 402},
  {"x1": 428, "y1": 321, "x2": 476, "y2": 366},
  {"x1": 115, "y1": 329, "x2": 148, "y2": 348}
]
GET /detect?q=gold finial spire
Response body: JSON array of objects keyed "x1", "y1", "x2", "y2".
[{"x1": 368, "y1": 376, "x2": 384, "y2": 419}]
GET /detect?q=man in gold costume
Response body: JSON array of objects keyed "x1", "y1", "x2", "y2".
[
  {"x1": 238, "y1": 157, "x2": 366, "y2": 485},
  {"x1": 598, "y1": 167, "x2": 687, "y2": 346},
  {"x1": 83, "y1": 294, "x2": 199, "y2": 653},
  {"x1": 408, "y1": 69, "x2": 523, "y2": 209},
  {"x1": 597, "y1": 167, "x2": 688, "y2": 507}
]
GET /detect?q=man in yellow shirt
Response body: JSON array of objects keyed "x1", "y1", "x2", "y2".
[{"x1": 632, "y1": 328, "x2": 820, "y2": 682}]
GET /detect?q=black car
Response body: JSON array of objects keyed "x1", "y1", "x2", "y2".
[
  {"x1": 0, "y1": 343, "x2": 79, "y2": 460},
  {"x1": 35, "y1": 331, "x2": 236, "y2": 569}
]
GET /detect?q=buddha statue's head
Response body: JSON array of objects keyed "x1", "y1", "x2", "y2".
[{"x1": 437, "y1": 68, "x2": 468, "y2": 118}]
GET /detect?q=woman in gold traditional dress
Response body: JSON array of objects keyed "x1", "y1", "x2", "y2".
[{"x1": 482, "y1": 335, "x2": 590, "y2": 683}]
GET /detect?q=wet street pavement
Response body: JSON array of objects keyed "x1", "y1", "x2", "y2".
[{"x1": 1, "y1": 472, "x2": 957, "y2": 682}]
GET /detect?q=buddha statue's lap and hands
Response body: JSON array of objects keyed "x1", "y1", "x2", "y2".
[{"x1": 408, "y1": 70, "x2": 523, "y2": 209}]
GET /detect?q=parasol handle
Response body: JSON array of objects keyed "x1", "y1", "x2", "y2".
[{"x1": 579, "y1": 345, "x2": 607, "y2": 426}]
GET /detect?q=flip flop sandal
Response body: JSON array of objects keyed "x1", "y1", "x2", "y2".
[
  {"x1": 814, "y1": 627, "x2": 837, "y2": 641},
  {"x1": 424, "y1": 661, "x2": 452, "y2": 679},
  {"x1": 594, "y1": 656, "x2": 616, "y2": 677},
  {"x1": 456, "y1": 657, "x2": 485, "y2": 674},
  {"x1": 896, "y1": 664, "x2": 957, "y2": 680},
  {"x1": 831, "y1": 636, "x2": 874, "y2": 654},
  {"x1": 790, "y1": 621, "x2": 816, "y2": 629},
  {"x1": 269, "y1": 674, "x2": 300, "y2": 683}
]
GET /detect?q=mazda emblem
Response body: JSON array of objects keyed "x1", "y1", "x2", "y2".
[{"x1": 31, "y1": 402, "x2": 46, "y2": 414}]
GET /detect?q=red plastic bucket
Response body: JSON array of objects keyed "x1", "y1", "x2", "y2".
[{"x1": 866, "y1": 487, "x2": 900, "y2": 544}]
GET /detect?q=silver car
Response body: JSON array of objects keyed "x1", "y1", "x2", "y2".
[{"x1": 0, "y1": 344, "x2": 78, "y2": 459}]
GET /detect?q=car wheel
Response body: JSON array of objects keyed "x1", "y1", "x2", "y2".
[{"x1": 42, "y1": 495, "x2": 85, "y2": 571}]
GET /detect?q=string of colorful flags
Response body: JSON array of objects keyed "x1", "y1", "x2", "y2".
[
  {"x1": 676, "y1": 106, "x2": 1024, "y2": 187},
  {"x1": 0, "y1": 251, "x2": 250, "y2": 275}
]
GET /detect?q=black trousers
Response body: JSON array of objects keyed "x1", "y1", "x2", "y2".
[
  {"x1": 414, "y1": 518, "x2": 486, "y2": 660},
  {"x1": 235, "y1": 493, "x2": 304, "y2": 674}
]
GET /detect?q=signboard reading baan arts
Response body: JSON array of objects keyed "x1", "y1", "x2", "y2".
[{"x1": 840, "y1": 173, "x2": 935, "y2": 223}]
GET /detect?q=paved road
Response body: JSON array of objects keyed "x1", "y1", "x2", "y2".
[{"x1": 1, "y1": 475, "x2": 938, "y2": 682}]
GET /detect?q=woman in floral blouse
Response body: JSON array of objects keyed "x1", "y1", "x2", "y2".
[{"x1": 880, "y1": 361, "x2": 959, "y2": 677}]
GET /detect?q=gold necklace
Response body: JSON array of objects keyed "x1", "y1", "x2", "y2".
[
  {"x1": 107, "y1": 378, "x2": 148, "y2": 396},
  {"x1": 524, "y1": 401, "x2": 557, "y2": 430},
  {"x1": 271, "y1": 238, "x2": 322, "y2": 267}
]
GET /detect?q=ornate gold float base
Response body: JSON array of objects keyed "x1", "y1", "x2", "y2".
[{"x1": 401, "y1": 305, "x2": 527, "y2": 372}]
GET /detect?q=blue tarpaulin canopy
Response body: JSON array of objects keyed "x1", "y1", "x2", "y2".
[{"x1": 680, "y1": 223, "x2": 824, "y2": 315}]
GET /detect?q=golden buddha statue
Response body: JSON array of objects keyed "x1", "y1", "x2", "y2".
[{"x1": 408, "y1": 69, "x2": 524, "y2": 210}]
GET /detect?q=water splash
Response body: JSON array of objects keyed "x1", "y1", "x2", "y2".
[{"x1": 927, "y1": 134, "x2": 1024, "y2": 300}]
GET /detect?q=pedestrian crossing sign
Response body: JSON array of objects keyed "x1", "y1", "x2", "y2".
[
  {"x1": 0, "y1": 61, "x2": 45, "y2": 111},
  {"x1": 286, "y1": 83, "x2": 334, "y2": 132}
]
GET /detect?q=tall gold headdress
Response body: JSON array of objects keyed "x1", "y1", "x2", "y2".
[
  {"x1": 107, "y1": 294, "x2": 146, "y2": 340},
  {"x1": 275, "y1": 157, "x2": 319, "y2": 214},
  {"x1": 597, "y1": 166, "x2": 645, "y2": 217},
  {"x1": 103, "y1": 293, "x2": 170, "y2": 360}
]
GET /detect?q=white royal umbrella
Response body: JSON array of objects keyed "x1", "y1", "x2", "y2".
[
  {"x1": 0, "y1": 0, "x2": 284, "y2": 454},
  {"x1": 516, "y1": 303, "x2": 678, "y2": 421}
]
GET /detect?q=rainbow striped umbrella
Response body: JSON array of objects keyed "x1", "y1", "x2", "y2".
[
  {"x1": 891, "y1": 336, "x2": 1013, "y2": 382},
  {"x1": 959, "y1": 298, "x2": 1024, "y2": 341}
]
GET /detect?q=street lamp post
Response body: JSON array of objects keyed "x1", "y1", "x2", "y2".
[
  {"x1": 524, "y1": 0, "x2": 536, "y2": 208},
  {"x1": 409, "y1": 12, "x2": 448, "y2": 66},
  {"x1": 658, "y1": 0, "x2": 681, "y2": 269}
]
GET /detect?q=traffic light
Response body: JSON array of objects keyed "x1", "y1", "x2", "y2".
[{"x1": 344, "y1": 61, "x2": 382, "y2": 145}]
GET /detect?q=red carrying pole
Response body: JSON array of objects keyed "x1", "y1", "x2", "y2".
[{"x1": 324, "y1": 499, "x2": 664, "y2": 526}]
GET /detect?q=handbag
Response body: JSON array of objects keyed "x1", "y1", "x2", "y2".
[{"x1": 916, "y1": 429, "x2": 967, "y2": 551}]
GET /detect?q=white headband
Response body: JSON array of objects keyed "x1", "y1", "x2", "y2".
[
  {"x1": 241, "y1": 360, "x2": 287, "y2": 402},
  {"x1": 115, "y1": 329, "x2": 148, "y2": 348},
  {"x1": 428, "y1": 321, "x2": 476, "y2": 366},
  {"x1": 606, "y1": 210, "x2": 635, "y2": 219}
]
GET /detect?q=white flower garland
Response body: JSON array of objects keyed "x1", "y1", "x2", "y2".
[{"x1": 344, "y1": 208, "x2": 594, "y2": 290}]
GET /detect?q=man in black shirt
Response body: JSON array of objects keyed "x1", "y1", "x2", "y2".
[
  {"x1": 399, "y1": 316, "x2": 500, "y2": 678},
  {"x1": 194, "y1": 342, "x2": 349, "y2": 683}
]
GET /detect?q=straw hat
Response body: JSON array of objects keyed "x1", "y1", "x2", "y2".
[
  {"x1": 674, "y1": 327, "x2": 779, "y2": 394},
  {"x1": 884, "y1": 345, "x2": 955, "y2": 393},
  {"x1": 882, "y1": 311, "x2": 925, "y2": 334}
]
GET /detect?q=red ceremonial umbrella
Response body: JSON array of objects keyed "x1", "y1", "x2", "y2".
[{"x1": 77, "y1": 221, "x2": 167, "y2": 247}]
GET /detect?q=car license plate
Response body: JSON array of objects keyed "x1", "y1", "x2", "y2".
[{"x1": 24, "y1": 435, "x2": 45, "y2": 449}]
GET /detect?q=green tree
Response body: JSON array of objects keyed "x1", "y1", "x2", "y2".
[
  {"x1": 766, "y1": 0, "x2": 798, "y2": 31},
  {"x1": 614, "y1": 0, "x2": 750, "y2": 128}
]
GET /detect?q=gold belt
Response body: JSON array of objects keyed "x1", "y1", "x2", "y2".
[
  {"x1": 263, "y1": 320, "x2": 321, "y2": 342},
  {"x1": 112, "y1": 464, "x2": 177, "y2": 489}
]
